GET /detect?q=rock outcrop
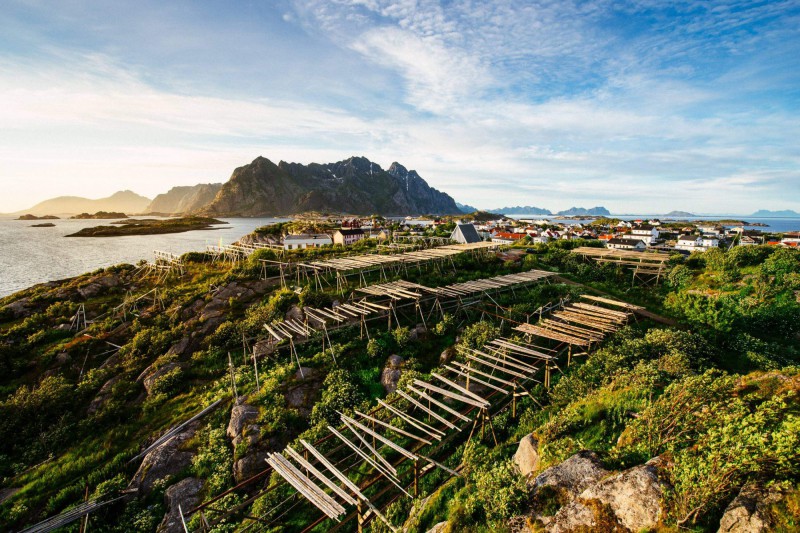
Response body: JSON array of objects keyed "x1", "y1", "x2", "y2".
[
  {"x1": 380, "y1": 355, "x2": 404, "y2": 394},
  {"x1": 541, "y1": 455, "x2": 669, "y2": 532},
  {"x1": 717, "y1": 483, "x2": 784, "y2": 533},
  {"x1": 533, "y1": 451, "x2": 608, "y2": 498},
  {"x1": 285, "y1": 367, "x2": 323, "y2": 417},
  {"x1": 514, "y1": 434, "x2": 540, "y2": 480},
  {"x1": 128, "y1": 422, "x2": 200, "y2": 496},
  {"x1": 157, "y1": 477, "x2": 204, "y2": 533}
]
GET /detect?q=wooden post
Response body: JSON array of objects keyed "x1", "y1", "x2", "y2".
[
  {"x1": 228, "y1": 352, "x2": 239, "y2": 403},
  {"x1": 512, "y1": 381, "x2": 517, "y2": 419},
  {"x1": 414, "y1": 459, "x2": 420, "y2": 497},
  {"x1": 357, "y1": 500, "x2": 366, "y2": 533},
  {"x1": 79, "y1": 484, "x2": 89, "y2": 533}
]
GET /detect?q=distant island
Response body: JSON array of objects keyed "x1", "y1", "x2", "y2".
[
  {"x1": 492, "y1": 205, "x2": 552, "y2": 215},
  {"x1": 70, "y1": 211, "x2": 129, "y2": 219},
  {"x1": 10, "y1": 190, "x2": 150, "y2": 216},
  {"x1": 30, "y1": 222, "x2": 56, "y2": 227},
  {"x1": 16, "y1": 214, "x2": 59, "y2": 220},
  {"x1": 556, "y1": 206, "x2": 611, "y2": 216},
  {"x1": 663, "y1": 210, "x2": 696, "y2": 217},
  {"x1": 65, "y1": 216, "x2": 226, "y2": 237},
  {"x1": 751, "y1": 209, "x2": 800, "y2": 217}
]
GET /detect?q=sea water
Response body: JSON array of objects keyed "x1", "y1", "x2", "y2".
[{"x1": 0, "y1": 217, "x2": 288, "y2": 297}]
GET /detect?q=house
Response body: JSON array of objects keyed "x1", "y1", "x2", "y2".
[
  {"x1": 700, "y1": 236, "x2": 719, "y2": 249},
  {"x1": 698, "y1": 225, "x2": 723, "y2": 238},
  {"x1": 675, "y1": 235, "x2": 702, "y2": 251},
  {"x1": 283, "y1": 234, "x2": 332, "y2": 250},
  {"x1": 450, "y1": 223, "x2": 482, "y2": 244},
  {"x1": 491, "y1": 232, "x2": 527, "y2": 244},
  {"x1": 624, "y1": 224, "x2": 659, "y2": 245},
  {"x1": 376, "y1": 229, "x2": 392, "y2": 241},
  {"x1": 606, "y1": 238, "x2": 646, "y2": 250},
  {"x1": 332, "y1": 228, "x2": 366, "y2": 246}
]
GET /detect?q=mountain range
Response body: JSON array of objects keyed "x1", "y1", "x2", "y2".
[
  {"x1": 7, "y1": 156, "x2": 459, "y2": 217},
  {"x1": 146, "y1": 183, "x2": 223, "y2": 214},
  {"x1": 198, "y1": 156, "x2": 460, "y2": 216}
]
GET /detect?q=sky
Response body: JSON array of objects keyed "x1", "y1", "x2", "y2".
[{"x1": 1, "y1": 0, "x2": 799, "y2": 215}]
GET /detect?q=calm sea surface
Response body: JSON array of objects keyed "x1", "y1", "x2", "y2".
[
  {"x1": 0, "y1": 217, "x2": 288, "y2": 297},
  {"x1": 508, "y1": 214, "x2": 800, "y2": 233}
]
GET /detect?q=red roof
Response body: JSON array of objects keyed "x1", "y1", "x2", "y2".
[{"x1": 493, "y1": 232, "x2": 526, "y2": 240}]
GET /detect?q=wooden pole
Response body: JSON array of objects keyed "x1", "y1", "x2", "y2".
[{"x1": 228, "y1": 352, "x2": 239, "y2": 403}]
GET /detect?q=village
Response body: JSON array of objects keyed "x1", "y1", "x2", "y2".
[{"x1": 272, "y1": 213, "x2": 800, "y2": 253}]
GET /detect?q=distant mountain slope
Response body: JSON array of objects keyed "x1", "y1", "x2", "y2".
[
  {"x1": 12, "y1": 190, "x2": 151, "y2": 216},
  {"x1": 751, "y1": 209, "x2": 800, "y2": 217},
  {"x1": 200, "y1": 156, "x2": 461, "y2": 216},
  {"x1": 664, "y1": 210, "x2": 696, "y2": 217},
  {"x1": 492, "y1": 205, "x2": 552, "y2": 215},
  {"x1": 146, "y1": 183, "x2": 223, "y2": 214},
  {"x1": 456, "y1": 202, "x2": 478, "y2": 213},
  {"x1": 556, "y1": 206, "x2": 610, "y2": 216}
]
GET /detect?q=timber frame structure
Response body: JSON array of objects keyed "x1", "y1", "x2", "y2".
[
  {"x1": 259, "y1": 241, "x2": 503, "y2": 292},
  {"x1": 187, "y1": 294, "x2": 638, "y2": 532},
  {"x1": 572, "y1": 246, "x2": 670, "y2": 286}
]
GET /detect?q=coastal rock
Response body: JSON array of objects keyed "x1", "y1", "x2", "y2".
[
  {"x1": 533, "y1": 451, "x2": 608, "y2": 497},
  {"x1": 87, "y1": 375, "x2": 123, "y2": 415},
  {"x1": 227, "y1": 403, "x2": 260, "y2": 448},
  {"x1": 380, "y1": 355, "x2": 404, "y2": 394},
  {"x1": 233, "y1": 450, "x2": 271, "y2": 483},
  {"x1": 77, "y1": 272, "x2": 121, "y2": 299},
  {"x1": 128, "y1": 421, "x2": 200, "y2": 496},
  {"x1": 253, "y1": 339, "x2": 275, "y2": 359},
  {"x1": 427, "y1": 522, "x2": 448, "y2": 533},
  {"x1": 285, "y1": 367, "x2": 323, "y2": 416},
  {"x1": 3, "y1": 297, "x2": 32, "y2": 319},
  {"x1": 545, "y1": 456, "x2": 668, "y2": 533},
  {"x1": 439, "y1": 346, "x2": 456, "y2": 364},
  {"x1": 514, "y1": 434, "x2": 540, "y2": 479},
  {"x1": 578, "y1": 456, "x2": 667, "y2": 531},
  {"x1": 158, "y1": 477, "x2": 204, "y2": 533},
  {"x1": 285, "y1": 304, "x2": 304, "y2": 323},
  {"x1": 409, "y1": 324, "x2": 427, "y2": 341},
  {"x1": 717, "y1": 483, "x2": 784, "y2": 533},
  {"x1": 141, "y1": 362, "x2": 183, "y2": 395}
]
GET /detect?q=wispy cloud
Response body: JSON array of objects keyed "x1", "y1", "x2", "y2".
[{"x1": 0, "y1": 1, "x2": 798, "y2": 214}]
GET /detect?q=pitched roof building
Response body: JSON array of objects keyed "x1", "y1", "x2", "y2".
[{"x1": 450, "y1": 223, "x2": 482, "y2": 244}]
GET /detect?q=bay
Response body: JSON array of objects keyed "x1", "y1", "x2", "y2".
[{"x1": 0, "y1": 216, "x2": 288, "y2": 297}]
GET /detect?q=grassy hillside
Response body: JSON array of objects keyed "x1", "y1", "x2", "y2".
[{"x1": 0, "y1": 240, "x2": 797, "y2": 532}]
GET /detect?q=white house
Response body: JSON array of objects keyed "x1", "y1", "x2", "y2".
[
  {"x1": 624, "y1": 224, "x2": 659, "y2": 245},
  {"x1": 700, "y1": 236, "x2": 719, "y2": 249},
  {"x1": 698, "y1": 225, "x2": 723, "y2": 238},
  {"x1": 333, "y1": 228, "x2": 366, "y2": 246},
  {"x1": 606, "y1": 238, "x2": 646, "y2": 250},
  {"x1": 283, "y1": 234, "x2": 332, "y2": 250},
  {"x1": 675, "y1": 235, "x2": 702, "y2": 251}
]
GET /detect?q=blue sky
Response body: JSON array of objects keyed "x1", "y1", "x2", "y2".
[{"x1": 1, "y1": 0, "x2": 799, "y2": 214}]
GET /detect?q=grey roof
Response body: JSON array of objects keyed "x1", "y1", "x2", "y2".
[
  {"x1": 450, "y1": 223, "x2": 482, "y2": 244},
  {"x1": 607, "y1": 238, "x2": 643, "y2": 246},
  {"x1": 336, "y1": 228, "x2": 365, "y2": 236}
]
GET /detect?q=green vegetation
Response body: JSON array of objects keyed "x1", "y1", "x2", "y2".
[{"x1": 0, "y1": 238, "x2": 797, "y2": 531}]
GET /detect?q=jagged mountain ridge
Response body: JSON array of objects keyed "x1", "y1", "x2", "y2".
[
  {"x1": 146, "y1": 183, "x2": 223, "y2": 214},
  {"x1": 200, "y1": 156, "x2": 461, "y2": 216}
]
